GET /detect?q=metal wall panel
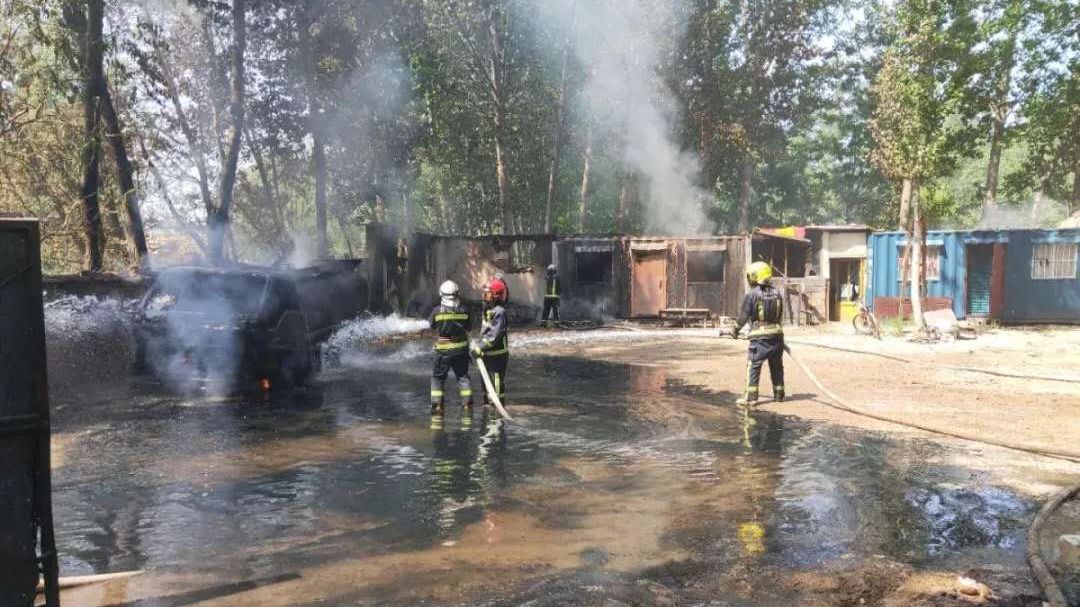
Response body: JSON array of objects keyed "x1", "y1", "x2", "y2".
[
  {"x1": 868, "y1": 229, "x2": 1080, "y2": 322},
  {"x1": 0, "y1": 219, "x2": 59, "y2": 606},
  {"x1": 1001, "y1": 229, "x2": 1080, "y2": 323}
]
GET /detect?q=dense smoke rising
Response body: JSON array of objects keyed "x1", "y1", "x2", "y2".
[{"x1": 542, "y1": 0, "x2": 712, "y2": 235}]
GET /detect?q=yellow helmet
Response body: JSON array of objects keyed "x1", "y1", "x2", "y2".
[{"x1": 746, "y1": 261, "x2": 773, "y2": 285}]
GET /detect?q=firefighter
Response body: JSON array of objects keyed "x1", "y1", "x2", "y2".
[
  {"x1": 541, "y1": 264, "x2": 560, "y2": 326},
  {"x1": 730, "y1": 261, "x2": 785, "y2": 406},
  {"x1": 430, "y1": 280, "x2": 473, "y2": 411},
  {"x1": 471, "y1": 278, "x2": 510, "y2": 407}
]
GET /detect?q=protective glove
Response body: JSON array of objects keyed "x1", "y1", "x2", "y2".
[{"x1": 470, "y1": 341, "x2": 484, "y2": 358}]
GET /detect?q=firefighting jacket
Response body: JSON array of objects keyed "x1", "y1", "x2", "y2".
[
  {"x1": 429, "y1": 304, "x2": 471, "y2": 352},
  {"x1": 478, "y1": 304, "x2": 509, "y2": 356},
  {"x1": 544, "y1": 275, "x2": 560, "y2": 300},
  {"x1": 735, "y1": 284, "x2": 784, "y2": 339}
]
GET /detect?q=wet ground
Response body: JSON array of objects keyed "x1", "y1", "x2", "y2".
[{"x1": 41, "y1": 302, "x2": 1078, "y2": 606}]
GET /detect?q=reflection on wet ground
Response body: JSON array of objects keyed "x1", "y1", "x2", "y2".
[{"x1": 47, "y1": 325, "x2": 1049, "y2": 605}]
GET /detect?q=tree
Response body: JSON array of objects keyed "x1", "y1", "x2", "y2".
[
  {"x1": 1005, "y1": 0, "x2": 1079, "y2": 216},
  {"x1": 676, "y1": 0, "x2": 833, "y2": 233},
  {"x1": 206, "y1": 0, "x2": 245, "y2": 265},
  {"x1": 75, "y1": 0, "x2": 104, "y2": 271},
  {"x1": 870, "y1": 0, "x2": 973, "y2": 330}
]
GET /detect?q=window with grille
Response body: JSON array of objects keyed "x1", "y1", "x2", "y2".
[
  {"x1": 1031, "y1": 243, "x2": 1078, "y2": 280},
  {"x1": 896, "y1": 245, "x2": 941, "y2": 281}
]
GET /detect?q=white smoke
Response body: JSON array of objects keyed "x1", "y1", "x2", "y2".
[
  {"x1": 542, "y1": 0, "x2": 712, "y2": 235},
  {"x1": 976, "y1": 196, "x2": 1066, "y2": 230}
]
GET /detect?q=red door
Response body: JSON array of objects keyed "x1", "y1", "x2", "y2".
[{"x1": 990, "y1": 243, "x2": 1006, "y2": 318}]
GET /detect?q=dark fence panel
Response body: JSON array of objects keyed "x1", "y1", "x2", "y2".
[{"x1": 0, "y1": 220, "x2": 60, "y2": 606}]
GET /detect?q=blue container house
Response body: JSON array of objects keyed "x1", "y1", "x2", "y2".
[{"x1": 866, "y1": 229, "x2": 1080, "y2": 323}]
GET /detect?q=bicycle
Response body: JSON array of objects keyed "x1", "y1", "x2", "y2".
[{"x1": 852, "y1": 303, "x2": 882, "y2": 340}]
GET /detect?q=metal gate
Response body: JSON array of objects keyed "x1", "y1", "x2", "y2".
[{"x1": 1, "y1": 220, "x2": 60, "y2": 606}]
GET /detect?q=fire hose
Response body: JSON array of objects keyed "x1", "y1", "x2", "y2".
[
  {"x1": 474, "y1": 357, "x2": 513, "y2": 421},
  {"x1": 733, "y1": 336, "x2": 1080, "y2": 606}
]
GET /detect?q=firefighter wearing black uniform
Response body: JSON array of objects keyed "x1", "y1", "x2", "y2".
[
  {"x1": 472, "y1": 278, "x2": 509, "y2": 406},
  {"x1": 541, "y1": 264, "x2": 560, "y2": 326},
  {"x1": 430, "y1": 280, "x2": 473, "y2": 410},
  {"x1": 731, "y1": 261, "x2": 785, "y2": 405}
]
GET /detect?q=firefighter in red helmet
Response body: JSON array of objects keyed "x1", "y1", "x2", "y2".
[{"x1": 471, "y1": 277, "x2": 510, "y2": 407}]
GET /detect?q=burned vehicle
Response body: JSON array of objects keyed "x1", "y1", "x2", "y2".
[{"x1": 133, "y1": 262, "x2": 366, "y2": 390}]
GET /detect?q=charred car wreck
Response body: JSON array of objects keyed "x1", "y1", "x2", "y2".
[{"x1": 134, "y1": 261, "x2": 365, "y2": 390}]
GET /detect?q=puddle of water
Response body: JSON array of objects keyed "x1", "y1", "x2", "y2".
[{"x1": 44, "y1": 317, "x2": 1041, "y2": 605}]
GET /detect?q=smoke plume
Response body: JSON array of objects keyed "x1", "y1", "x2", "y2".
[{"x1": 543, "y1": 0, "x2": 712, "y2": 235}]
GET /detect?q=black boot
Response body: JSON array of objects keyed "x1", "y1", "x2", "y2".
[{"x1": 774, "y1": 388, "x2": 785, "y2": 403}]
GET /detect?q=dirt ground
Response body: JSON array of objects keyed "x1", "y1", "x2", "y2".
[
  {"x1": 555, "y1": 325, "x2": 1080, "y2": 477},
  {"x1": 542, "y1": 324, "x2": 1080, "y2": 606}
]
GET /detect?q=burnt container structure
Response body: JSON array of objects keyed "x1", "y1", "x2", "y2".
[{"x1": 0, "y1": 219, "x2": 60, "y2": 606}]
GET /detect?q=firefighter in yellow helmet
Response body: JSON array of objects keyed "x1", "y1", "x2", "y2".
[{"x1": 730, "y1": 261, "x2": 785, "y2": 405}]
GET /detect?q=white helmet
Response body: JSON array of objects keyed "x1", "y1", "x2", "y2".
[{"x1": 439, "y1": 280, "x2": 459, "y2": 298}]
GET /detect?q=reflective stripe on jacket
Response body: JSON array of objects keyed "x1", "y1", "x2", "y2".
[
  {"x1": 429, "y1": 304, "x2": 471, "y2": 351},
  {"x1": 735, "y1": 284, "x2": 784, "y2": 340},
  {"x1": 545, "y1": 275, "x2": 560, "y2": 299},
  {"x1": 479, "y1": 305, "x2": 509, "y2": 355}
]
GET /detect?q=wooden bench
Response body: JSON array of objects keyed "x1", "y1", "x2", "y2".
[{"x1": 659, "y1": 308, "x2": 713, "y2": 327}]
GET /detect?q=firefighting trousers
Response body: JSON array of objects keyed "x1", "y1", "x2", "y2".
[
  {"x1": 744, "y1": 335, "x2": 784, "y2": 401},
  {"x1": 431, "y1": 350, "x2": 473, "y2": 405},
  {"x1": 542, "y1": 297, "x2": 560, "y2": 323},
  {"x1": 480, "y1": 353, "x2": 508, "y2": 403}
]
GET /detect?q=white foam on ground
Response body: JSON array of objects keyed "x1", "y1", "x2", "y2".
[{"x1": 44, "y1": 295, "x2": 138, "y2": 336}]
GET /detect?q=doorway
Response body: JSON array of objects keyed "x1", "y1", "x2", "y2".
[
  {"x1": 966, "y1": 245, "x2": 992, "y2": 316},
  {"x1": 828, "y1": 258, "x2": 864, "y2": 322},
  {"x1": 631, "y1": 250, "x2": 667, "y2": 317}
]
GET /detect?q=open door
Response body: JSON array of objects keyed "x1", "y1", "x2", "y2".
[
  {"x1": 966, "y1": 245, "x2": 993, "y2": 317},
  {"x1": 631, "y1": 250, "x2": 667, "y2": 317}
]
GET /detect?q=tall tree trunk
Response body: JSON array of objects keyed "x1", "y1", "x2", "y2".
[
  {"x1": 898, "y1": 177, "x2": 913, "y2": 232},
  {"x1": 982, "y1": 32, "x2": 1016, "y2": 213},
  {"x1": 208, "y1": 0, "x2": 246, "y2": 266},
  {"x1": 1071, "y1": 159, "x2": 1080, "y2": 215},
  {"x1": 578, "y1": 121, "x2": 593, "y2": 234},
  {"x1": 898, "y1": 177, "x2": 913, "y2": 306},
  {"x1": 79, "y1": 0, "x2": 105, "y2": 272},
  {"x1": 544, "y1": 28, "x2": 572, "y2": 235},
  {"x1": 312, "y1": 130, "x2": 328, "y2": 257},
  {"x1": 909, "y1": 182, "x2": 926, "y2": 332},
  {"x1": 298, "y1": 5, "x2": 329, "y2": 258},
  {"x1": 983, "y1": 117, "x2": 1005, "y2": 210},
  {"x1": 493, "y1": 108, "x2": 510, "y2": 233},
  {"x1": 486, "y1": 6, "x2": 511, "y2": 234},
  {"x1": 736, "y1": 155, "x2": 754, "y2": 233},
  {"x1": 100, "y1": 88, "x2": 149, "y2": 270}
]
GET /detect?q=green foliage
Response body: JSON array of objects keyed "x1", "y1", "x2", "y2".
[{"x1": 0, "y1": 0, "x2": 1076, "y2": 272}]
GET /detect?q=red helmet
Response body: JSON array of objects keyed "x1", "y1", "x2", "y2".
[{"x1": 484, "y1": 278, "x2": 508, "y2": 304}]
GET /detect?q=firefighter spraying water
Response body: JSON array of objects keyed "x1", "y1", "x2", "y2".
[
  {"x1": 429, "y1": 280, "x2": 473, "y2": 411},
  {"x1": 472, "y1": 278, "x2": 511, "y2": 413}
]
